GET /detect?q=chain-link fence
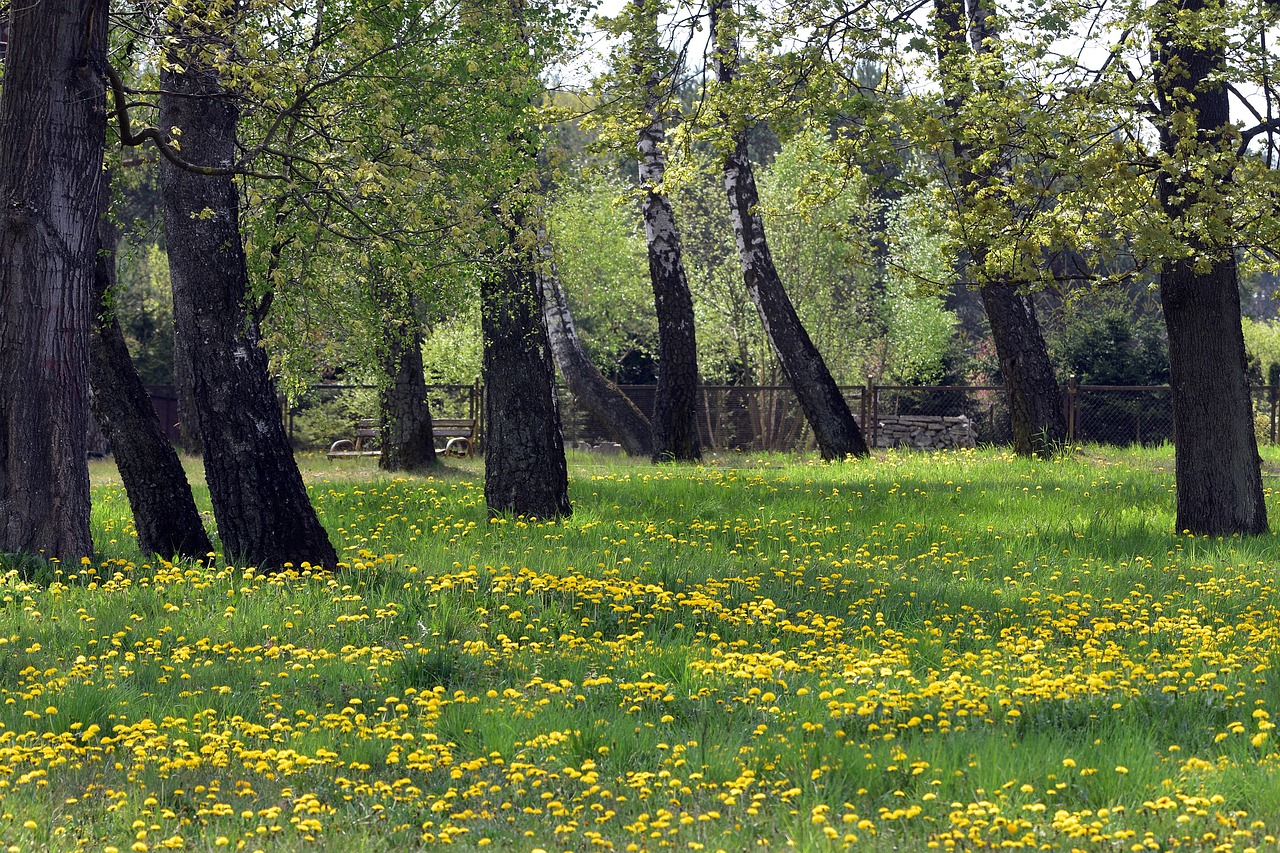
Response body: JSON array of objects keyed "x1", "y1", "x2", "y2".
[
  {"x1": 137, "y1": 379, "x2": 1280, "y2": 454},
  {"x1": 559, "y1": 385, "x2": 866, "y2": 453},
  {"x1": 1068, "y1": 384, "x2": 1172, "y2": 446},
  {"x1": 562, "y1": 381, "x2": 1280, "y2": 451}
]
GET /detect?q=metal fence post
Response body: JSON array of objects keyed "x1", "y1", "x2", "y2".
[
  {"x1": 862, "y1": 376, "x2": 871, "y2": 443},
  {"x1": 1067, "y1": 374, "x2": 1077, "y2": 444},
  {"x1": 1272, "y1": 383, "x2": 1278, "y2": 446},
  {"x1": 870, "y1": 379, "x2": 880, "y2": 449},
  {"x1": 473, "y1": 379, "x2": 484, "y2": 453},
  {"x1": 1270, "y1": 367, "x2": 1279, "y2": 445}
]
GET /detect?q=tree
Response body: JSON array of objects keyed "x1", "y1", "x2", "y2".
[
  {"x1": 546, "y1": 177, "x2": 659, "y2": 381},
  {"x1": 480, "y1": 0, "x2": 572, "y2": 518},
  {"x1": 155, "y1": 5, "x2": 338, "y2": 570},
  {"x1": 928, "y1": 0, "x2": 1066, "y2": 457},
  {"x1": 540, "y1": 232, "x2": 656, "y2": 457},
  {"x1": 1149, "y1": 0, "x2": 1267, "y2": 534},
  {"x1": 709, "y1": 0, "x2": 869, "y2": 460},
  {"x1": 89, "y1": 176, "x2": 213, "y2": 561},
  {"x1": 373, "y1": 280, "x2": 440, "y2": 473},
  {"x1": 0, "y1": 0, "x2": 108, "y2": 561},
  {"x1": 630, "y1": 0, "x2": 702, "y2": 462},
  {"x1": 484, "y1": 218, "x2": 572, "y2": 517}
]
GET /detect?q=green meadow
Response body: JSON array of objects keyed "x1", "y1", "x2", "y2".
[{"x1": 2, "y1": 447, "x2": 1280, "y2": 852}]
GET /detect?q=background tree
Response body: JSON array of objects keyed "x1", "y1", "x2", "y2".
[
  {"x1": 547, "y1": 177, "x2": 660, "y2": 381},
  {"x1": 927, "y1": 0, "x2": 1066, "y2": 457},
  {"x1": 371, "y1": 271, "x2": 440, "y2": 473},
  {"x1": 627, "y1": 0, "x2": 702, "y2": 462},
  {"x1": 540, "y1": 231, "x2": 656, "y2": 457},
  {"x1": 89, "y1": 176, "x2": 213, "y2": 561},
  {"x1": 709, "y1": 0, "x2": 869, "y2": 460}
]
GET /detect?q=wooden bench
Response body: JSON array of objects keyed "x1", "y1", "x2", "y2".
[
  {"x1": 432, "y1": 418, "x2": 477, "y2": 457},
  {"x1": 326, "y1": 417, "x2": 477, "y2": 460},
  {"x1": 326, "y1": 419, "x2": 381, "y2": 459}
]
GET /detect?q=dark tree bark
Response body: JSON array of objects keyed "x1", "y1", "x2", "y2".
[
  {"x1": 1153, "y1": 0, "x2": 1267, "y2": 535},
  {"x1": 633, "y1": 0, "x2": 701, "y2": 463},
  {"x1": 89, "y1": 181, "x2": 213, "y2": 561},
  {"x1": 484, "y1": 221, "x2": 571, "y2": 519},
  {"x1": 934, "y1": 0, "x2": 1066, "y2": 458},
  {"x1": 159, "y1": 34, "x2": 338, "y2": 571},
  {"x1": 174, "y1": 348, "x2": 204, "y2": 455},
  {"x1": 710, "y1": 0, "x2": 868, "y2": 461},
  {"x1": 0, "y1": 0, "x2": 107, "y2": 561},
  {"x1": 980, "y1": 285, "x2": 1065, "y2": 456},
  {"x1": 377, "y1": 293, "x2": 440, "y2": 472},
  {"x1": 539, "y1": 238, "x2": 654, "y2": 458}
]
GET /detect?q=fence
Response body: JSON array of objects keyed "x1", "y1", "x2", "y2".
[
  {"x1": 561, "y1": 379, "x2": 1280, "y2": 452},
  {"x1": 136, "y1": 378, "x2": 1280, "y2": 454},
  {"x1": 286, "y1": 383, "x2": 481, "y2": 449}
]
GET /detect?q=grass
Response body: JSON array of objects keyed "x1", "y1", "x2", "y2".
[{"x1": 0, "y1": 444, "x2": 1279, "y2": 851}]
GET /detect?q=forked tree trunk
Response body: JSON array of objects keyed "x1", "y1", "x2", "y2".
[
  {"x1": 160, "y1": 40, "x2": 338, "y2": 571},
  {"x1": 0, "y1": 0, "x2": 107, "y2": 561},
  {"x1": 378, "y1": 296, "x2": 440, "y2": 472},
  {"x1": 539, "y1": 239, "x2": 654, "y2": 458},
  {"x1": 1154, "y1": 0, "x2": 1266, "y2": 535},
  {"x1": 710, "y1": 0, "x2": 868, "y2": 461},
  {"x1": 934, "y1": 0, "x2": 1065, "y2": 458},
  {"x1": 484, "y1": 219, "x2": 571, "y2": 519},
  {"x1": 634, "y1": 0, "x2": 701, "y2": 463},
  {"x1": 89, "y1": 182, "x2": 213, "y2": 561}
]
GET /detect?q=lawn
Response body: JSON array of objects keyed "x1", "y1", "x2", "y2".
[{"x1": 2, "y1": 446, "x2": 1279, "y2": 852}]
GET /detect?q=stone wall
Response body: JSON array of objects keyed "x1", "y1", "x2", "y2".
[{"x1": 864, "y1": 415, "x2": 976, "y2": 450}]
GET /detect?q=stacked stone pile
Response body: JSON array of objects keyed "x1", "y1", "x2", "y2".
[{"x1": 864, "y1": 415, "x2": 976, "y2": 450}]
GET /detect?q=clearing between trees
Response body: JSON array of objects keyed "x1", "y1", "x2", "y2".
[{"x1": 1, "y1": 447, "x2": 1278, "y2": 851}]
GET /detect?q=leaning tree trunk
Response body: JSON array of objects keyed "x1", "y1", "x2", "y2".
[
  {"x1": 981, "y1": 284, "x2": 1066, "y2": 456},
  {"x1": 377, "y1": 293, "x2": 440, "y2": 472},
  {"x1": 159, "y1": 44, "x2": 338, "y2": 570},
  {"x1": 539, "y1": 238, "x2": 654, "y2": 458},
  {"x1": 1153, "y1": 0, "x2": 1267, "y2": 536},
  {"x1": 710, "y1": 0, "x2": 868, "y2": 461},
  {"x1": 484, "y1": 219, "x2": 571, "y2": 519},
  {"x1": 0, "y1": 0, "x2": 107, "y2": 561},
  {"x1": 934, "y1": 0, "x2": 1065, "y2": 458},
  {"x1": 89, "y1": 180, "x2": 213, "y2": 561},
  {"x1": 634, "y1": 0, "x2": 701, "y2": 463}
]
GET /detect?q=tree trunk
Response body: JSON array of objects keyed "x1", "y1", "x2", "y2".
[
  {"x1": 174, "y1": 344, "x2": 204, "y2": 455},
  {"x1": 484, "y1": 222, "x2": 571, "y2": 519},
  {"x1": 934, "y1": 0, "x2": 1065, "y2": 458},
  {"x1": 539, "y1": 238, "x2": 654, "y2": 458},
  {"x1": 89, "y1": 180, "x2": 213, "y2": 561},
  {"x1": 634, "y1": 0, "x2": 701, "y2": 463},
  {"x1": 1154, "y1": 0, "x2": 1267, "y2": 535},
  {"x1": 0, "y1": 0, "x2": 107, "y2": 561},
  {"x1": 159, "y1": 43, "x2": 338, "y2": 571},
  {"x1": 710, "y1": 0, "x2": 868, "y2": 461},
  {"x1": 378, "y1": 296, "x2": 440, "y2": 472},
  {"x1": 981, "y1": 284, "x2": 1066, "y2": 456}
]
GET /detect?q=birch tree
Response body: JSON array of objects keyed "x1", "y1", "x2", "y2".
[{"x1": 709, "y1": 0, "x2": 870, "y2": 460}]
